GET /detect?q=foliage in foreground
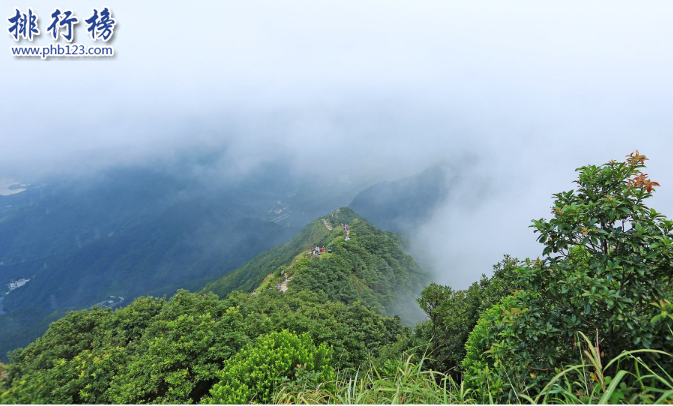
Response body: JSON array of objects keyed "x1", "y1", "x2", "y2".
[
  {"x1": 206, "y1": 330, "x2": 335, "y2": 404},
  {"x1": 408, "y1": 152, "x2": 673, "y2": 403},
  {"x1": 0, "y1": 291, "x2": 407, "y2": 404},
  {"x1": 414, "y1": 255, "x2": 521, "y2": 375},
  {"x1": 523, "y1": 332, "x2": 673, "y2": 404},
  {"x1": 274, "y1": 353, "x2": 469, "y2": 404},
  {"x1": 275, "y1": 344, "x2": 673, "y2": 405},
  {"x1": 461, "y1": 152, "x2": 673, "y2": 402}
]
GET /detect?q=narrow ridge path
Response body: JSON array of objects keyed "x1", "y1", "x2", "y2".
[
  {"x1": 280, "y1": 276, "x2": 292, "y2": 292},
  {"x1": 341, "y1": 223, "x2": 350, "y2": 239}
]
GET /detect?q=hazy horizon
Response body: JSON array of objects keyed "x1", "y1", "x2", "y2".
[{"x1": 3, "y1": 0, "x2": 673, "y2": 288}]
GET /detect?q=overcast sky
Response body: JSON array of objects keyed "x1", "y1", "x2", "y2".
[{"x1": 3, "y1": 1, "x2": 673, "y2": 287}]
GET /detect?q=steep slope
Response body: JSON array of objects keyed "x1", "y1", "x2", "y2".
[
  {"x1": 349, "y1": 165, "x2": 451, "y2": 233},
  {"x1": 200, "y1": 207, "x2": 429, "y2": 323},
  {"x1": 198, "y1": 215, "x2": 332, "y2": 299}
]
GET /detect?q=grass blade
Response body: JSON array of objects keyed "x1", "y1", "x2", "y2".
[{"x1": 598, "y1": 370, "x2": 628, "y2": 404}]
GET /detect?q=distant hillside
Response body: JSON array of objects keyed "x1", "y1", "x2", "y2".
[
  {"x1": 0, "y1": 163, "x2": 371, "y2": 361},
  {"x1": 349, "y1": 165, "x2": 451, "y2": 233},
  {"x1": 200, "y1": 207, "x2": 429, "y2": 323}
]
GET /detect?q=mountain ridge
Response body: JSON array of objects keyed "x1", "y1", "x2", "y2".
[{"x1": 199, "y1": 207, "x2": 429, "y2": 323}]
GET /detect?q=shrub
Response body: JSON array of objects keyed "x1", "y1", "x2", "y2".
[{"x1": 205, "y1": 330, "x2": 335, "y2": 404}]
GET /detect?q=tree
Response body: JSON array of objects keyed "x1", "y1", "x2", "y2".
[
  {"x1": 463, "y1": 152, "x2": 673, "y2": 402},
  {"x1": 414, "y1": 256, "x2": 520, "y2": 375}
]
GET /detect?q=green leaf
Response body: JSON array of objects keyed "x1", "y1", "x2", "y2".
[{"x1": 599, "y1": 370, "x2": 628, "y2": 404}]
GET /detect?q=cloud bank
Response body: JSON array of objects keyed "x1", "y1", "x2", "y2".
[{"x1": 2, "y1": 0, "x2": 673, "y2": 287}]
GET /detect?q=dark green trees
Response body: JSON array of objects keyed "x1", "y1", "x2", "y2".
[
  {"x1": 462, "y1": 152, "x2": 673, "y2": 401},
  {"x1": 415, "y1": 256, "x2": 520, "y2": 375},
  {"x1": 0, "y1": 289, "x2": 408, "y2": 404}
]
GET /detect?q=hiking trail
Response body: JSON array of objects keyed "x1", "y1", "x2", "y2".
[
  {"x1": 342, "y1": 223, "x2": 350, "y2": 239},
  {"x1": 280, "y1": 276, "x2": 292, "y2": 292}
]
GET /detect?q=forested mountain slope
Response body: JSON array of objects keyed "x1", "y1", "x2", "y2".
[
  {"x1": 0, "y1": 163, "x2": 370, "y2": 361},
  {"x1": 200, "y1": 207, "x2": 429, "y2": 322},
  {"x1": 0, "y1": 208, "x2": 427, "y2": 403}
]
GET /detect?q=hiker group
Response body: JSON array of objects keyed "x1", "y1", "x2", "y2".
[
  {"x1": 341, "y1": 223, "x2": 350, "y2": 241},
  {"x1": 308, "y1": 246, "x2": 332, "y2": 256}
]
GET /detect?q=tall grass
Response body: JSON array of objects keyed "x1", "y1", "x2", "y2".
[
  {"x1": 274, "y1": 336, "x2": 673, "y2": 404},
  {"x1": 520, "y1": 332, "x2": 673, "y2": 404},
  {"x1": 274, "y1": 353, "x2": 471, "y2": 404}
]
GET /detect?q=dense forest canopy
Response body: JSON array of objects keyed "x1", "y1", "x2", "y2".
[{"x1": 1, "y1": 152, "x2": 672, "y2": 404}]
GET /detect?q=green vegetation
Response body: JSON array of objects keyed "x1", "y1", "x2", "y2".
[
  {"x1": 1, "y1": 152, "x2": 672, "y2": 404},
  {"x1": 274, "y1": 353, "x2": 468, "y2": 404},
  {"x1": 460, "y1": 152, "x2": 673, "y2": 402},
  {"x1": 0, "y1": 290, "x2": 408, "y2": 403},
  {"x1": 202, "y1": 208, "x2": 429, "y2": 323},
  {"x1": 276, "y1": 344, "x2": 673, "y2": 404},
  {"x1": 199, "y1": 216, "x2": 331, "y2": 298},
  {"x1": 206, "y1": 331, "x2": 335, "y2": 404},
  {"x1": 0, "y1": 162, "x2": 368, "y2": 361},
  {"x1": 413, "y1": 255, "x2": 521, "y2": 375},
  {"x1": 0, "y1": 168, "x2": 299, "y2": 362},
  {"x1": 0, "y1": 307, "x2": 67, "y2": 365}
]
